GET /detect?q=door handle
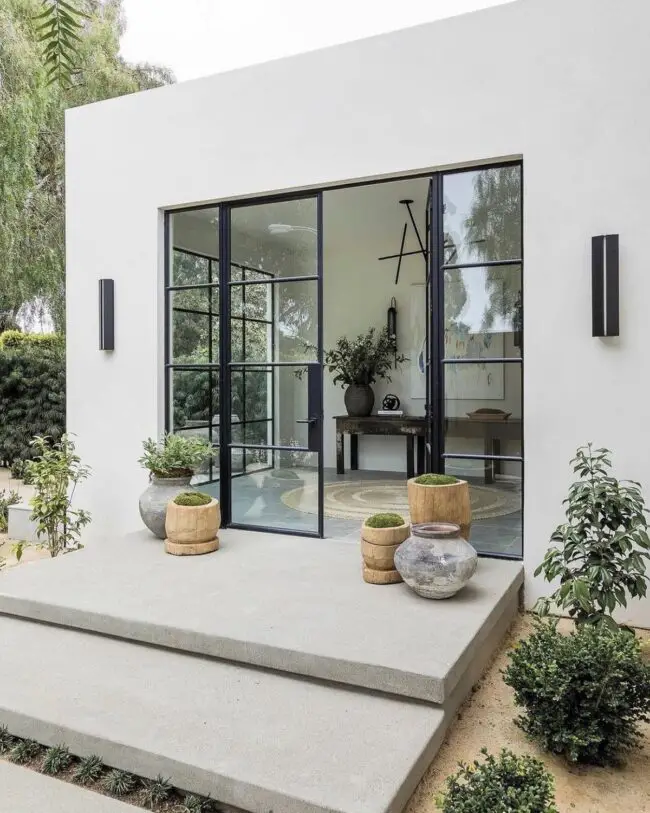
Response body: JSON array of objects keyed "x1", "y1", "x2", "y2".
[{"x1": 297, "y1": 416, "x2": 318, "y2": 425}]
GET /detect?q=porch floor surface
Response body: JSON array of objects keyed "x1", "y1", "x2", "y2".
[{"x1": 0, "y1": 530, "x2": 523, "y2": 813}]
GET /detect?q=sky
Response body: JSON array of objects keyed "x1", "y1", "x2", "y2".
[{"x1": 119, "y1": 0, "x2": 510, "y2": 82}]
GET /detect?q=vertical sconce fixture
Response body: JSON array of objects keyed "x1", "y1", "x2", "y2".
[
  {"x1": 387, "y1": 296, "x2": 398, "y2": 363},
  {"x1": 99, "y1": 278, "x2": 115, "y2": 351},
  {"x1": 592, "y1": 234, "x2": 619, "y2": 337}
]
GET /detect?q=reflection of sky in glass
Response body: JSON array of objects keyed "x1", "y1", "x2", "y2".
[{"x1": 444, "y1": 172, "x2": 509, "y2": 334}]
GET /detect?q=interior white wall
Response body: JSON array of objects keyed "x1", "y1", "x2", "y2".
[{"x1": 66, "y1": 0, "x2": 650, "y2": 626}]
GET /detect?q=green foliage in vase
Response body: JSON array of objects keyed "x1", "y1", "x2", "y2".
[
  {"x1": 0, "y1": 333, "x2": 65, "y2": 467},
  {"x1": 503, "y1": 620, "x2": 650, "y2": 765},
  {"x1": 73, "y1": 753, "x2": 104, "y2": 785},
  {"x1": 139, "y1": 434, "x2": 214, "y2": 479},
  {"x1": 101, "y1": 768, "x2": 136, "y2": 796},
  {"x1": 324, "y1": 327, "x2": 407, "y2": 387},
  {"x1": 0, "y1": 0, "x2": 173, "y2": 330},
  {"x1": 0, "y1": 489, "x2": 21, "y2": 532},
  {"x1": 173, "y1": 491, "x2": 212, "y2": 507},
  {"x1": 41, "y1": 743, "x2": 73, "y2": 774},
  {"x1": 414, "y1": 474, "x2": 459, "y2": 486},
  {"x1": 436, "y1": 747, "x2": 558, "y2": 813},
  {"x1": 535, "y1": 444, "x2": 650, "y2": 629},
  {"x1": 364, "y1": 513, "x2": 406, "y2": 528},
  {"x1": 26, "y1": 433, "x2": 91, "y2": 557}
]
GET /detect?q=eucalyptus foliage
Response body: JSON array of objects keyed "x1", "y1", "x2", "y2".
[
  {"x1": 325, "y1": 327, "x2": 407, "y2": 387},
  {"x1": 26, "y1": 433, "x2": 91, "y2": 557},
  {"x1": 0, "y1": 0, "x2": 173, "y2": 330},
  {"x1": 436, "y1": 747, "x2": 558, "y2": 813},
  {"x1": 504, "y1": 620, "x2": 650, "y2": 765},
  {"x1": 535, "y1": 444, "x2": 650, "y2": 629},
  {"x1": 35, "y1": 0, "x2": 86, "y2": 87}
]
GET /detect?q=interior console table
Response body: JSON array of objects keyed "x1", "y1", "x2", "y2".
[
  {"x1": 334, "y1": 415, "x2": 522, "y2": 483},
  {"x1": 335, "y1": 415, "x2": 426, "y2": 479}
]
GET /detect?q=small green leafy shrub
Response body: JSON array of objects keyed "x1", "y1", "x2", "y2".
[
  {"x1": 364, "y1": 512, "x2": 406, "y2": 528},
  {"x1": 139, "y1": 434, "x2": 214, "y2": 478},
  {"x1": 42, "y1": 744, "x2": 73, "y2": 774},
  {"x1": 173, "y1": 491, "x2": 212, "y2": 507},
  {"x1": 9, "y1": 738, "x2": 42, "y2": 764},
  {"x1": 180, "y1": 794, "x2": 215, "y2": 813},
  {"x1": 414, "y1": 474, "x2": 458, "y2": 486},
  {"x1": 0, "y1": 725, "x2": 14, "y2": 754},
  {"x1": 73, "y1": 754, "x2": 104, "y2": 785},
  {"x1": 102, "y1": 768, "x2": 137, "y2": 796},
  {"x1": 140, "y1": 774, "x2": 173, "y2": 808},
  {"x1": 0, "y1": 332, "x2": 65, "y2": 468},
  {"x1": 503, "y1": 620, "x2": 650, "y2": 765},
  {"x1": 535, "y1": 444, "x2": 650, "y2": 629},
  {"x1": 436, "y1": 747, "x2": 558, "y2": 813},
  {"x1": 0, "y1": 488, "x2": 20, "y2": 532}
]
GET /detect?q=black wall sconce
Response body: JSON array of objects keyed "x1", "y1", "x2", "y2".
[
  {"x1": 99, "y1": 278, "x2": 115, "y2": 351},
  {"x1": 592, "y1": 234, "x2": 619, "y2": 337},
  {"x1": 387, "y1": 297, "x2": 398, "y2": 359}
]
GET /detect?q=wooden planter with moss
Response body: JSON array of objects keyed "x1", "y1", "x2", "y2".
[
  {"x1": 164, "y1": 492, "x2": 221, "y2": 556},
  {"x1": 407, "y1": 474, "x2": 471, "y2": 538},
  {"x1": 361, "y1": 513, "x2": 410, "y2": 585}
]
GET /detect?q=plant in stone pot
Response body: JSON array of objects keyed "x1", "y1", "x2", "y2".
[
  {"x1": 361, "y1": 512, "x2": 410, "y2": 584},
  {"x1": 138, "y1": 434, "x2": 214, "y2": 539},
  {"x1": 325, "y1": 327, "x2": 407, "y2": 417},
  {"x1": 407, "y1": 473, "x2": 472, "y2": 538},
  {"x1": 165, "y1": 491, "x2": 220, "y2": 556}
]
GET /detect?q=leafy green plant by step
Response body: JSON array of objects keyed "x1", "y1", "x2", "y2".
[
  {"x1": 9, "y1": 738, "x2": 42, "y2": 764},
  {"x1": 73, "y1": 754, "x2": 104, "y2": 785},
  {"x1": 503, "y1": 619, "x2": 650, "y2": 765},
  {"x1": 173, "y1": 491, "x2": 212, "y2": 507},
  {"x1": 0, "y1": 725, "x2": 15, "y2": 754},
  {"x1": 535, "y1": 444, "x2": 650, "y2": 629},
  {"x1": 42, "y1": 744, "x2": 72, "y2": 774},
  {"x1": 0, "y1": 488, "x2": 20, "y2": 532},
  {"x1": 140, "y1": 774, "x2": 173, "y2": 809},
  {"x1": 436, "y1": 747, "x2": 558, "y2": 813},
  {"x1": 364, "y1": 513, "x2": 406, "y2": 528},
  {"x1": 324, "y1": 327, "x2": 407, "y2": 387},
  {"x1": 139, "y1": 434, "x2": 214, "y2": 479},
  {"x1": 101, "y1": 768, "x2": 137, "y2": 796},
  {"x1": 414, "y1": 474, "x2": 458, "y2": 486},
  {"x1": 180, "y1": 794, "x2": 215, "y2": 813},
  {"x1": 25, "y1": 434, "x2": 91, "y2": 558}
]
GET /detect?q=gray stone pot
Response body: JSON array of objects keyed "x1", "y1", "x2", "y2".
[
  {"x1": 344, "y1": 384, "x2": 375, "y2": 417},
  {"x1": 139, "y1": 475, "x2": 194, "y2": 539},
  {"x1": 394, "y1": 522, "x2": 478, "y2": 599}
]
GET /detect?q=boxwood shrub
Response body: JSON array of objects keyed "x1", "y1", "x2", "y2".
[
  {"x1": 503, "y1": 620, "x2": 650, "y2": 765},
  {"x1": 0, "y1": 331, "x2": 65, "y2": 467}
]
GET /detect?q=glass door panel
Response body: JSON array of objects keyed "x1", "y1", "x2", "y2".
[{"x1": 225, "y1": 195, "x2": 323, "y2": 536}]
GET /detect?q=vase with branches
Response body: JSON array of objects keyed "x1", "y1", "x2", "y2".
[{"x1": 325, "y1": 327, "x2": 407, "y2": 417}]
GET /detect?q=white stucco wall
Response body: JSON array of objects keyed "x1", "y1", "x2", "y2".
[{"x1": 66, "y1": 0, "x2": 650, "y2": 627}]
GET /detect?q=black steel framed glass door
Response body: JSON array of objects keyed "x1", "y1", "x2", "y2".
[
  {"x1": 426, "y1": 163, "x2": 524, "y2": 558},
  {"x1": 219, "y1": 194, "x2": 324, "y2": 537}
]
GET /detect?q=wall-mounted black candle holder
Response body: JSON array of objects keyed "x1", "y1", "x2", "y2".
[
  {"x1": 592, "y1": 234, "x2": 619, "y2": 337},
  {"x1": 99, "y1": 278, "x2": 115, "y2": 351}
]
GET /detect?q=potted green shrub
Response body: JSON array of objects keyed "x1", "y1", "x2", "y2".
[
  {"x1": 138, "y1": 434, "x2": 214, "y2": 539},
  {"x1": 325, "y1": 327, "x2": 406, "y2": 417},
  {"x1": 165, "y1": 491, "x2": 220, "y2": 556},
  {"x1": 407, "y1": 473, "x2": 471, "y2": 538},
  {"x1": 361, "y1": 512, "x2": 409, "y2": 583}
]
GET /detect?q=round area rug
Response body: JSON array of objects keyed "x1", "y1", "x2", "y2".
[{"x1": 281, "y1": 479, "x2": 520, "y2": 521}]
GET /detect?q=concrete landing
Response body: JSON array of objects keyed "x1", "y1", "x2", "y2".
[
  {"x1": 1, "y1": 759, "x2": 137, "y2": 812},
  {"x1": 0, "y1": 530, "x2": 523, "y2": 704},
  {"x1": 0, "y1": 614, "x2": 445, "y2": 813}
]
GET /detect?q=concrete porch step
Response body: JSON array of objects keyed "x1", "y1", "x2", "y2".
[
  {"x1": 1, "y1": 759, "x2": 138, "y2": 812},
  {"x1": 0, "y1": 530, "x2": 524, "y2": 704},
  {"x1": 0, "y1": 615, "x2": 445, "y2": 813}
]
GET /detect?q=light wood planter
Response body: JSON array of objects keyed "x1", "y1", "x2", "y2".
[
  {"x1": 165, "y1": 499, "x2": 221, "y2": 556},
  {"x1": 361, "y1": 520, "x2": 410, "y2": 584},
  {"x1": 407, "y1": 478, "x2": 471, "y2": 539}
]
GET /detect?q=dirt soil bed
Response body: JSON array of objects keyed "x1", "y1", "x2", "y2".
[{"x1": 407, "y1": 614, "x2": 650, "y2": 813}]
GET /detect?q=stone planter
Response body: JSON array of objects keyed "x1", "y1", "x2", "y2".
[
  {"x1": 165, "y1": 498, "x2": 220, "y2": 556},
  {"x1": 394, "y1": 522, "x2": 478, "y2": 599},
  {"x1": 139, "y1": 475, "x2": 194, "y2": 539},
  {"x1": 360, "y1": 519, "x2": 410, "y2": 584},
  {"x1": 344, "y1": 384, "x2": 375, "y2": 417},
  {"x1": 407, "y1": 477, "x2": 472, "y2": 539}
]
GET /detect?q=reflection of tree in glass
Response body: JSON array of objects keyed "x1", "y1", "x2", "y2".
[{"x1": 463, "y1": 166, "x2": 522, "y2": 330}]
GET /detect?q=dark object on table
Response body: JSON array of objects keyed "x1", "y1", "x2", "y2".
[
  {"x1": 467, "y1": 408, "x2": 511, "y2": 422},
  {"x1": 382, "y1": 394, "x2": 401, "y2": 411}
]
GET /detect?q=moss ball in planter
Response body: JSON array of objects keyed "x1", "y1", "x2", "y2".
[
  {"x1": 364, "y1": 512, "x2": 406, "y2": 528},
  {"x1": 173, "y1": 491, "x2": 212, "y2": 507},
  {"x1": 413, "y1": 474, "x2": 458, "y2": 486}
]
